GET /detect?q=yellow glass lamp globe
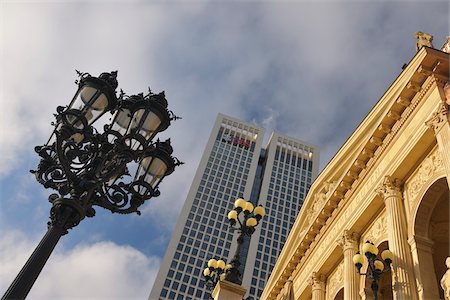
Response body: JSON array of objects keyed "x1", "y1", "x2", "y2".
[
  {"x1": 254, "y1": 205, "x2": 266, "y2": 218},
  {"x1": 234, "y1": 198, "x2": 246, "y2": 210},
  {"x1": 225, "y1": 264, "x2": 233, "y2": 270},
  {"x1": 208, "y1": 259, "x2": 218, "y2": 269},
  {"x1": 244, "y1": 202, "x2": 254, "y2": 213},
  {"x1": 228, "y1": 210, "x2": 238, "y2": 221},
  {"x1": 362, "y1": 242, "x2": 378, "y2": 255},
  {"x1": 217, "y1": 260, "x2": 226, "y2": 269},
  {"x1": 381, "y1": 249, "x2": 394, "y2": 262},
  {"x1": 203, "y1": 268, "x2": 211, "y2": 277},
  {"x1": 353, "y1": 253, "x2": 364, "y2": 265},
  {"x1": 246, "y1": 217, "x2": 257, "y2": 227},
  {"x1": 372, "y1": 244, "x2": 379, "y2": 255},
  {"x1": 362, "y1": 242, "x2": 373, "y2": 254},
  {"x1": 374, "y1": 260, "x2": 384, "y2": 272}
]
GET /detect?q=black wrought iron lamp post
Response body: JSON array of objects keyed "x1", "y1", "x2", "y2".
[
  {"x1": 2, "y1": 71, "x2": 182, "y2": 300},
  {"x1": 353, "y1": 241, "x2": 394, "y2": 300},
  {"x1": 225, "y1": 198, "x2": 266, "y2": 285}
]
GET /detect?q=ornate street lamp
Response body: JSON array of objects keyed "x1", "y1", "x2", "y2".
[
  {"x1": 203, "y1": 259, "x2": 232, "y2": 289},
  {"x1": 2, "y1": 71, "x2": 182, "y2": 300},
  {"x1": 225, "y1": 198, "x2": 266, "y2": 285},
  {"x1": 353, "y1": 241, "x2": 394, "y2": 300}
]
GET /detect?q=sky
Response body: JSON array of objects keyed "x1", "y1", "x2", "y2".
[{"x1": 0, "y1": 1, "x2": 448, "y2": 299}]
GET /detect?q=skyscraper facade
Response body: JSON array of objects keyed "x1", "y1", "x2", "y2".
[{"x1": 149, "y1": 114, "x2": 319, "y2": 300}]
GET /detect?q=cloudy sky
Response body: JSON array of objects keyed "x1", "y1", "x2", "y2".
[{"x1": 0, "y1": 1, "x2": 448, "y2": 299}]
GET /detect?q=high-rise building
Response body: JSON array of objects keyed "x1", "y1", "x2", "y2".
[{"x1": 149, "y1": 113, "x2": 319, "y2": 300}]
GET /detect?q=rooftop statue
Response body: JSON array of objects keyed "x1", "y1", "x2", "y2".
[{"x1": 414, "y1": 31, "x2": 434, "y2": 51}]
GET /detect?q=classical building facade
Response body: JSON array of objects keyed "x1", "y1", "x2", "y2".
[{"x1": 261, "y1": 39, "x2": 450, "y2": 299}]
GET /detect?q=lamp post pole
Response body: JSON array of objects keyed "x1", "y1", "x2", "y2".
[
  {"x1": 202, "y1": 198, "x2": 266, "y2": 300},
  {"x1": 353, "y1": 241, "x2": 394, "y2": 300},
  {"x1": 2, "y1": 70, "x2": 182, "y2": 300},
  {"x1": 225, "y1": 198, "x2": 266, "y2": 285}
]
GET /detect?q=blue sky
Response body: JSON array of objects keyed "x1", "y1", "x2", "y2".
[{"x1": 1, "y1": 1, "x2": 449, "y2": 299}]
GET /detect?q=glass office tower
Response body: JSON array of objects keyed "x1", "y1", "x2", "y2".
[{"x1": 149, "y1": 114, "x2": 319, "y2": 300}]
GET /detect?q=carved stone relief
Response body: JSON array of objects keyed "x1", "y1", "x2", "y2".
[
  {"x1": 425, "y1": 102, "x2": 449, "y2": 133},
  {"x1": 327, "y1": 261, "x2": 344, "y2": 300},
  {"x1": 310, "y1": 272, "x2": 326, "y2": 291},
  {"x1": 405, "y1": 148, "x2": 443, "y2": 213},
  {"x1": 300, "y1": 181, "x2": 338, "y2": 236},
  {"x1": 377, "y1": 176, "x2": 402, "y2": 200},
  {"x1": 362, "y1": 212, "x2": 387, "y2": 246}
]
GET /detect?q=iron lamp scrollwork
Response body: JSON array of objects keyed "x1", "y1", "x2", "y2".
[{"x1": 2, "y1": 70, "x2": 182, "y2": 300}]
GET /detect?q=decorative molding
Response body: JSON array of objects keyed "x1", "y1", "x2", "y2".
[
  {"x1": 377, "y1": 176, "x2": 402, "y2": 200},
  {"x1": 405, "y1": 148, "x2": 443, "y2": 212},
  {"x1": 310, "y1": 272, "x2": 326, "y2": 290},
  {"x1": 362, "y1": 212, "x2": 387, "y2": 246},
  {"x1": 281, "y1": 280, "x2": 294, "y2": 300},
  {"x1": 300, "y1": 181, "x2": 338, "y2": 236},
  {"x1": 425, "y1": 102, "x2": 449, "y2": 133},
  {"x1": 337, "y1": 230, "x2": 359, "y2": 251},
  {"x1": 327, "y1": 261, "x2": 344, "y2": 298}
]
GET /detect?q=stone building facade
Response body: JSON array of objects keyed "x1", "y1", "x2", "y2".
[{"x1": 261, "y1": 41, "x2": 450, "y2": 299}]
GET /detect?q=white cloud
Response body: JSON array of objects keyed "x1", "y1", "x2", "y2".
[{"x1": 0, "y1": 230, "x2": 160, "y2": 299}]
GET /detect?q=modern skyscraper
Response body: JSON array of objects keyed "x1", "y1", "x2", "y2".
[{"x1": 149, "y1": 113, "x2": 319, "y2": 300}]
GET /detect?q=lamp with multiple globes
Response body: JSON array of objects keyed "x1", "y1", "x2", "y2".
[
  {"x1": 203, "y1": 258, "x2": 233, "y2": 294},
  {"x1": 353, "y1": 241, "x2": 394, "y2": 300},
  {"x1": 225, "y1": 198, "x2": 266, "y2": 285},
  {"x1": 2, "y1": 71, "x2": 183, "y2": 300}
]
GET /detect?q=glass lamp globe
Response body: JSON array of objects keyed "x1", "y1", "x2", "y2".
[
  {"x1": 244, "y1": 202, "x2": 254, "y2": 213},
  {"x1": 217, "y1": 260, "x2": 226, "y2": 269},
  {"x1": 208, "y1": 259, "x2": 218, "y2": 269},
  {"x1": 353, "y1": 253, "x2": 364, "y2": 266},
  {"x1": 374, "y1": 260, "x2": 384, "y2": 272},
  {"x1": 234, "y1": 198, "x2": 246, "y2": 210},
  {"x1": 68, "y1": 71, "x2": 118, "y2": 128},
  {"x1": 254, "y1": 205, "x2": 266, "y2": 219},
  {"x1": 246, "y1": 217, "x2": 257, "y2": 227}
]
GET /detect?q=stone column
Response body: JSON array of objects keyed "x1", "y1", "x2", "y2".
[
  {"x1": 211, "y1": 280, "x2": 246, "y2": 300},
  {"x1": 425, "y1": 101, "x2": 450, "y2": 189},
  {"x1": 377, "y1": 176, "x2": 418, "y2": 299},
  {"x1": 310, "y1": 272, "x2": 326, "y2": 300},
  {"x1": 408, "y1": 235, "x2": 440, "y2": 299},
  {"x1": 338, "y1": 230, "x2": 360, "y2": 300}
]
